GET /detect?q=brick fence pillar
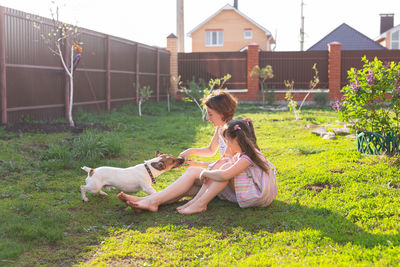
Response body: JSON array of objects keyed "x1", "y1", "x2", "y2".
[
  {"x1": 166, "y1": 33, "x2": 178, "y2": 98},
  {"x1": 247, "y1": 43, "x2": 259, "y2": 100},
  {"x1": 328, "y1": 42, "x2": 342, "y2": 100}
]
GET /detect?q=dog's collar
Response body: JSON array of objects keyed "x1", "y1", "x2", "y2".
[{"x1": 144, "y1": 163, "x2": 156, "y2": 184}]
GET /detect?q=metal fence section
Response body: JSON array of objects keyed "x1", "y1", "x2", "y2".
[
  {"x1": 178, "y1": 51, "x2": 247, "y2": 90},
  {"x1": 259, "y1": 51, "x2": 329, "y2": 90},
  {"x1": 0, "y1": 6, "x2": 170, "y2": 123},
  {"x1": 341, "y1": 50, "x2": 400, "y2": 87}
]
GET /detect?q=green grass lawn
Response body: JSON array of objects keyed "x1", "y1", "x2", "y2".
[{"x1": 0, "y1": 101, "x2": 399, "y2": 266}]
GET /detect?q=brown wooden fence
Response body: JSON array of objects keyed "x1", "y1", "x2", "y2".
[
  {"x1": 178, "y1": 52, "x2": 247, "y2": 90},
  {"x1": 341, "y1": 50, "x2": 400, "y2": 87},
  {"x1": 259, "y1": 51, "x2": 329, "y2": 90},
  {"x1": 177, "y1": 48, "x2": 400, "y2": 100},
  {"x1": 178, "y1": 50, "x2": 330, "y2": 91},
  {"x1": 0, "y1": 6, "x2": 170, "y2": 124}
]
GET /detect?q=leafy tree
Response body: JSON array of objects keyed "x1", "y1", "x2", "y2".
[
  {"x1": 250, "y1": 65, "x2": 274, "y2": 106},
  {"x1": 174, "y1": 74, "x2": 231, "y2": 121},
  {"x1": 284, "y1": 80, "x2": 300, "y2": 120},
  {"x1": 33, "y1": 1, "x2": 82, "y2": 127},
  {"x1": 285, "y1": 64, "x2": 320, "y2": 120},
  {"x1": 136, "y1": 84, "x2": 152, "y2": 117}
]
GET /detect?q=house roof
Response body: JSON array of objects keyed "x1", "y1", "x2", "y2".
[
  {"x1": 187, "y1": 4, "x2": 272, "y2": 37},
  {"x1": 375, "y1": 23, "x2": 400, "y2": 41},
  {"x1": 307, "y1": 23, "x2": 386, "y2": 51}
]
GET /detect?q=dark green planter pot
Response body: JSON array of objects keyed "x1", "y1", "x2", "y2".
[{"x1": 357, "y1": 131, "x2": 400, "y2": 155}]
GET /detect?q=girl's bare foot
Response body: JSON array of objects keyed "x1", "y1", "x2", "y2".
[
  {"x1": 176, "y1": 199, "x2": 195, "y2": 211},
  {"x1": 118, "y1": 192, "x2": 144, "y2": 203},
  {"x1": 178, "y1": 203, "x2": 207, "y2": 215},
  {"x1": 127, "y1": 199, "x2": 159, "y2": 212}
]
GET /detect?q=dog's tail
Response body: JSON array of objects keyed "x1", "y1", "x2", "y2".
[{"x1": 81, "y1": 166, "x2": 95, "y2": 176}]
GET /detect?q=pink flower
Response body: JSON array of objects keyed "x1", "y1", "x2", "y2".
[
  {"x1": 366, "y1": 69, "x2": 375, "y2": 86},
  {"x1": 330, "y1": 100, "x2": 342, "y2": 112},
  {"x1": 351, "y1": 79, "x2": 361, "y2": 92}
]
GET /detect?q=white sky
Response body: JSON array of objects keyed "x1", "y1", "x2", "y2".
[{"x1": 0, "y1": 0, "x2": 399, "y2": 51}]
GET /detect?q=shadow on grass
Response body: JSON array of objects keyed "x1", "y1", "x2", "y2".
[{"x1": 115, "y1": 198, "x2": 399, "y2": 249}]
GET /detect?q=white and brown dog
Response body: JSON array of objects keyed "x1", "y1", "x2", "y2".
[{"x1": 80, "y1": 151, "x2": 184, "y2": 202}]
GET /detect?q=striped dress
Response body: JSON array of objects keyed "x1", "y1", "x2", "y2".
[{"x1": 218, "y1": 151, "x2": 278, "y2": 208}]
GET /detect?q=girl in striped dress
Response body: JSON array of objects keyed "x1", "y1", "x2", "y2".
[{"x1": 178, "y1": 119, "x2": 277, "y2": 214}]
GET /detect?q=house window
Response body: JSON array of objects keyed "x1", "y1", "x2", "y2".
[
  {"x1": 244, "y1": 30, "x2": 252, "y2": 39},
  {"x1": 391, "y1": 30, "x2": 400, "y2": 49},
  {"x1": 206, "y1": 31, "x2": 223, "y2": 46}
]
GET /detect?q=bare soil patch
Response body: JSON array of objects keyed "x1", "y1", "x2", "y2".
[
  {"x1": 389, "y1": 182, "x2": 400, "y2": 189},
  {"x1": 1, "y1": 122, "x2": 112, "y2": 134},
  {"x1": 302, "y1": 182, "x2": 341, "y2": 193}
]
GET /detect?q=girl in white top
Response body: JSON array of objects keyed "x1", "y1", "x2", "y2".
[{"x1": 118, "y1": 90, "x2": 238, "y2": 212}]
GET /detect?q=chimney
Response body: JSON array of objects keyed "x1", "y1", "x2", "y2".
[
  {"x1": 380, "y1": 14, "x2": 394, "y2": 34},
  {"x1": 234, "y1": 0, "x2": 238, "y2": 9}
]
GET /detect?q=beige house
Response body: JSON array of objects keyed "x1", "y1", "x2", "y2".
[
  {"x1": 187, "y1": 4, "x2": 275, "y2": 52},
  {"x1": 375, "y1": 14, "x2": 400, "y2": 49}
]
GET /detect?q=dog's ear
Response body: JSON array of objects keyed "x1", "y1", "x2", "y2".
[
  {"x1": 151, "y1": 161, "x2": 165, "y2": 171},
  {"x1": 155, "y1": 150, "x2": 162, "y2": 157}
]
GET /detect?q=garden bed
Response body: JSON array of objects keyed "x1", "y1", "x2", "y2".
[{"x1": 1, "y1": 122, "x2": 112, "y2": 134}]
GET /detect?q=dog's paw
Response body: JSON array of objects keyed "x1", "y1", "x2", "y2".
[
  {"x1": 99, "y1": 190, "x2": 108, "y2": 196},
  {"x1": 82, "y1": 197, "x2": 89, "y2": 202}
]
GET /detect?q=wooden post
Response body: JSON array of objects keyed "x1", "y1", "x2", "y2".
[
  {"x1": 136, "y1": 43, "x2": 139, "y2": 104},
  {"x1": 156, "y1": 48, "x2": 160, "y2": 102},
  {"x1": 0, "y1": 7, "x2": 7, "y2": 124},
  {"x1": 166, "y1": 34, "x2": 178, "y2": 98},
  {"x1": 176, "y1": 0, "x2": 184, "y2": 53},
  {"x1": 106, "y1": 35, "x2": 111, "y2": 111}
]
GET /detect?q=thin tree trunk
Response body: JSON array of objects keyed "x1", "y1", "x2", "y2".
[
  {"x1": 261, "y1": 83, "x2": 265, "y2": 106},
  {"x1": 68, "y1": 45, "x2": 75, "y2": 127},
  {"x1": 57, "y1": 43, "x2": 75, "y2": 127},
  {"x1": 68, "y1": 73, "x2": 74, "y2": 126},
  {"x1": 167, "y1": 93, "x2": 170, "y2": 112}
]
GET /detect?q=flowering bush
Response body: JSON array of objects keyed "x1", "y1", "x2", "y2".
[
  {"x1": 339, "y1": 56, "x2": 400, "y2": 135},
  {"x1": 338, "y1": 56, "x2": 400, "y2": 154}
]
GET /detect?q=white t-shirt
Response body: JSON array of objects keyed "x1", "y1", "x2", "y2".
[{"x1": 218, "y1": 126, "x2": 226, "y2": 156}]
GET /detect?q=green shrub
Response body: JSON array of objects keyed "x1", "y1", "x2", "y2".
[
  {"x1": 42, "y1": 141, "x2": 72, "y2": 161},
  {"x1": 71, "y1": 131, "x2": 108, "y2": 161},
  {"x1": 339, "y1": 56, "x2": 400, "y2": 134},
  {"x1": 40, "y1": 130, "x2": 123, "y2": 167}
]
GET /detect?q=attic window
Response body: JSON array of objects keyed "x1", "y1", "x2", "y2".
[
  {"x1": 244, "y1": 30, "x2": 252, "y2": 39},
  {"x1": 206, "y1": 30, "x2": 223, "y2": 46},
  {"x1": 391, "y1": 30, "x2": 399, "y2": 49}
]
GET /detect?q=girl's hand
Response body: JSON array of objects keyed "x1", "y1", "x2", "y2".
[
  {"x1": 184, "y1": 159, "x2": 196, "y2": 168},
  {"x1": 199, "y1": 170, "x2": 209, "y2": 183},
  {"x1": 179, "y1": 149, "x2": 192, "y2": 163},
  {"x1": 182, "y1": 159, "x2": 197, "y2": 168}
]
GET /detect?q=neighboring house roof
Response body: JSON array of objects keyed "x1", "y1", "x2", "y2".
[
  {"x1": 376, "y1": 23, "x2": 400, "y2": 42},
  {"x1": 187, "y1": 4, "x2": 272, "y2": 37},
  {"x1": 307, "y1": 23, "x2": 386, "y2": 51}
]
